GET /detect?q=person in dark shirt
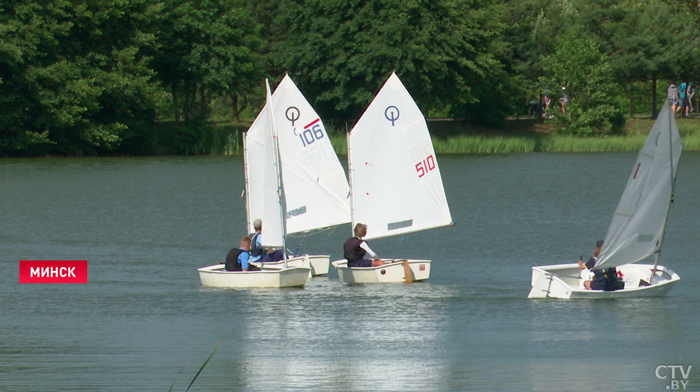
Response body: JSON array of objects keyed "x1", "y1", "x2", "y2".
[
  {"x1": 225, "y1": 236, "x2": 259, "y2": 271},
  {"x1": 343, "y1": 223, "x2": 384, "y2": 268},
  {"x1": 578, "y1": 240, "x2": 621, "y2": 291}
]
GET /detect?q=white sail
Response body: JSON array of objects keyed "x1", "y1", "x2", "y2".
[
  {"x1": 244, "y1": 80, "x2": 286, "y2": 248},
  {"x1": 595, "y1": 101, "x2": 682, "y2": 269},
  {"x1": 271, "y1": 74, "x2": 351, "y2": 234},
  {"x1": 243, "y1": 102, "x2": 267, "y2": 235},
  {"x1": 348, "y1": 72, "x2": 452, "y2": 240}
]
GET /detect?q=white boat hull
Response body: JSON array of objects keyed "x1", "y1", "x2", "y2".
[
  {"x1": 331, "y1": 259, "x2": 431, "y2": 284},
  {"x1": 527, "y1": 263, "x2": 680, "y2": 299},
  {"x1": 198, "y1": 264, "x2": 311, "y2": 288},
  {"x1": 251, "y1": 254, "x2": 329, "y2": 276}
]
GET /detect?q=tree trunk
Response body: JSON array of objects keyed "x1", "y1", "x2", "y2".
[
  {"x1": 230, "y1": 92, "x2": 240, "y2": 122},
  {"x1": 184, "y1": 80, "x2": 192, "y2": 124},
  {"x1": 629, "y1": 83, "x2": 634, "y2": 119},
  {"x1": 652, "y1": 74, "x2": 658, "y2": 119},
  {"x1": 200, "y1": 84, "x2": 207, "y2": 117},
  {"x1": 173, "y1": 85, "x2": 180, "y2": 125}
]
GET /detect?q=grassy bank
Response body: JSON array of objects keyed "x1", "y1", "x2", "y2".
[{"x1": 151, "y1": 115, "x2": 700, "y2": 155}]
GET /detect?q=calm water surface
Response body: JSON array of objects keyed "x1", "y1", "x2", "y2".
[{"x1": 1, "y1": 153, "x2": 699, "y2": 391}]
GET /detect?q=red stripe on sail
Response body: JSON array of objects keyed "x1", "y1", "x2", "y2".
[
  {"x1": 304, "y1": 118, "x2": 320, "y2": 129},
  {"x1": 633, "y1": 163, "x2": 641, "y2": 179}
]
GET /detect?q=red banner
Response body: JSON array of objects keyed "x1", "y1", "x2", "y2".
[{"x1": 19, "y1": 260, "x2": 88, "y2": 284}]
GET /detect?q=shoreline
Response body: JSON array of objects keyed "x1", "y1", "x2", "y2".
[{"x1": 4, "y1": 115, "x2": 700, "y2": 157}]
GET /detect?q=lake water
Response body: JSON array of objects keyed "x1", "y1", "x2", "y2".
[{"x1": 1, "y1": 153, "x2": 699, "y2": 391}]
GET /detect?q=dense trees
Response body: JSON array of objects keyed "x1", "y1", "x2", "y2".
[
  {"x1": 540, "y1": 34, "x2": 623, "y2": 135},
  {"x1": 1, "y1": 0, "x2": 699, "y2": 155},
  {"x1": 266, "y1": 0, "x2": 508, "y2": 125},
  {"x1": 0, "y1": 0, "x2": 162, "y2": 155}
]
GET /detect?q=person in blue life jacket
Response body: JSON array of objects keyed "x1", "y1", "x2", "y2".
[
  {"x1": 248, "y1": 219, "x2": 264, "y2": 263},
  {"x1": 225, "y1": 236, "x2": 260, "y2": 271},
  {"x1": 248, "y1": 218, "x2": 285, "y2": 263},
  {"x1": 680, "y1": 81, "x2": 689, "y2": 117},
  {"x1": 343, "y1": 223, "x2": 385, "y2": 268},
  {"x1": 577, "y1": 240, "x2": 622, "y2": 291}
]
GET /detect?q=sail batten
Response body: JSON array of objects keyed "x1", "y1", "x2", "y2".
[{"x1": 595, "y1": 101, "x2": 682, "y2": 269}]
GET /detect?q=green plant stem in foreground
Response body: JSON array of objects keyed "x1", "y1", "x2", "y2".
[{"x1": 168, "y1": 340, "x2": 224, "y2": 392}]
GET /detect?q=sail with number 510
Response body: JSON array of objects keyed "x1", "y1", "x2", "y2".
[{"x1": 347, "y1": 72, "x2": 453, "y2": 240}]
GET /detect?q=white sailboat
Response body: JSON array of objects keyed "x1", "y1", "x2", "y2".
[
  {"x1": 198, "y1": 80, "x2": 311, "y2": 288},
  {"x1": 246, "y1": 74, "x2": 351, "y2": 276},
  {"x1": 331, "y1": 72, "x2": 453, "y2": 283},
  {"x1": 528, "y1": 100, "x2": 682, "y2": 299}
]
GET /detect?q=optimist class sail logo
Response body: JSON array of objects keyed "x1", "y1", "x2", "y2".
[{"x1": 19, "y1": 260, "x2": 88, "y2": 284}]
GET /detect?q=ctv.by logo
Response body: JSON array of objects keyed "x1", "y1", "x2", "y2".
[{"x1": 655, "y1": 364, "x2": 692, "y2": 390}]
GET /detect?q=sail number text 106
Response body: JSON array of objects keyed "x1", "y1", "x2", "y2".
[{"x1": 299, "y1": 119, "x2": 325, "y2": 147}]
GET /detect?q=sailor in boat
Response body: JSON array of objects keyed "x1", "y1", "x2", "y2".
[
  {"x1": 248, "y1": 219, "x2": 264, "y2": 264},
  {"x1": 225, "y1": 236, "x2": 260, "y2": 271},
  {"x1": 248, "y1": 218, "x2": 284, "y2": 263},
  {"x1": 343, "y1": 223, "x2": 385, "y2": 268},
  {"x1": 577, "y1": 240, "x2": 623, "y2": 291}
]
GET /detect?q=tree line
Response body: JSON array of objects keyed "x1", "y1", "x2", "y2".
[{"x1": 1, "y1": 0, "x2": 699, "y2": 156}]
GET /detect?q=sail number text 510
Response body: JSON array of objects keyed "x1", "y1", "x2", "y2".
[{"x1": 411, "y1": 140, "x2": 436, "y2": 178}]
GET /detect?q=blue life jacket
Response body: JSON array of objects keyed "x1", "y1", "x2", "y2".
[{"x1": 248, "y1": 232, "x2": 263, "y2": 257}]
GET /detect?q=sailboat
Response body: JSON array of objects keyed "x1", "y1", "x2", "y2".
[
  {"x1": 331, "y1": 72, "x2": 453, "y2": 283},
  {"x1": 528, "y1": 100, "x2": 682, "y2": 299},
  {"x1": 245, "y1": 74, "x2": 351, "y2": 276},
  {"x1": 198, "y1": 80, "x2": 311, "y2": 288}
]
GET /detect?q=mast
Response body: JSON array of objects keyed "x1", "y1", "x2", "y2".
[
  {"x1": 346, "y1": 129, "x2": 356, "y2": 236},
  {"x1": 242, "y1": 132, "x2": 252, "y2": 233},
  {"x1": 266, "y1": 78, "x2": 289, "y2": 267}
]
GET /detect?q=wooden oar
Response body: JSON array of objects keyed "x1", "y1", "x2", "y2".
[{"x1": 402, "y1": 259, "x2": 412, "y2": 284}]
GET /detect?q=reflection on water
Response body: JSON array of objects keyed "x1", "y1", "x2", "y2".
[{"x1": 1, "y1": 154, "x2": 700, "y2": 391}]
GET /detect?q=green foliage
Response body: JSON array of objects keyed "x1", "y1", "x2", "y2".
[
  {"x1": 326, "y1": 130, "x2": 700, "y2": 154},
  {"x1": 266, "y1": 0, "x2": 507, "y2": 125},
  {"x1": 0, "y1": 0, "x2": 162, "y2": 156},
  {"x1": 152, "y1": 0, "x2": 263, "y2": 123},
  {"x1": 2, "y1": 0, "x2": 700, "y2": 156},
  {"x1": 540, "y1": 33, "x2": 624, "y2": 136}
]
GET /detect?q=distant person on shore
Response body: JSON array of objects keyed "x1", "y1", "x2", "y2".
[
  {"x1": 668, "y1": 83, "x2": 680, "y2": 113},
  {"x1": 343, "y1": 223, "x2": 384, "y2": 268},
  {"x1": 683, "y1": 82, "x2": 693, "y2": 117},
  {"x1": 680, "y1": 81, "x2": 688, "y2": 117},
  {"x1": 577, "y1": 240, "x2": 621, "y2": 291},
  {"x1": 688, "y1": 83, "x2": 695, "y2": 114},
  {"x1": 559, "y1": 87, "x2": 569, "y2": 114},
  {"x1": 544, "y1": 95, "x2": 552, "y2": 117},
  {"x1": 225, "y1": 236, "x2": 260, "y2": 271}
]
